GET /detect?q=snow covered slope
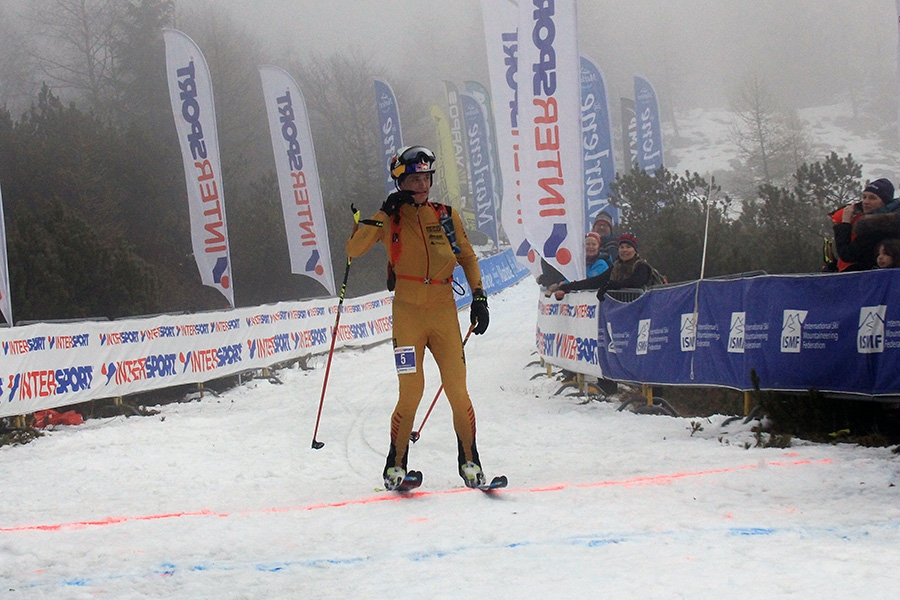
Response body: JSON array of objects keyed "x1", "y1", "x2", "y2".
[
  {"x1": 1, "y1": 279, "x2": 900, "y2": 598},
  {"x1": 670, "y1": 102, "x2": 899, "y2": 182}
]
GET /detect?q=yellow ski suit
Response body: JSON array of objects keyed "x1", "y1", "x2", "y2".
[{"x1": 346, "y1": 201, "x2": 484, "y2": 474}]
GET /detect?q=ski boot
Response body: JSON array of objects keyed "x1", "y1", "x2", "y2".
[
  {"x1": 384, "y1": 466, "x2": 406, "y2": 491},
  {"x1": 459, "y1": 461, "x2": 486, "y2": 488}
]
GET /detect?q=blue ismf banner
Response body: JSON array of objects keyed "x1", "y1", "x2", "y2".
[
  {"x1": 454, "y1": 249, "x2": 531, "y2": 309},
  {"x1": 596, "y1": 271, "x2": 900, "y2": 398}
]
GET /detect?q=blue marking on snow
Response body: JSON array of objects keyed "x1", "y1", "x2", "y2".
[
  {"x1": 410, "y1": 550, "x2": 454, "y2": 562},
  {"x1": 729, "y1": 527, "x2": 776, "y2": 536},
  {"x1": 21, "y1": 521, "x2": 899, "y2": 591},
  {"x1": 585, "y1": 537, "x2": 625, "y2": 547}
]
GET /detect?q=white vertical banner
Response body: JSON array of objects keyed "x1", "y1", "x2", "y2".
[
  {"x1": 163, "y1": 28, "x2": 234, "y2": 308},
  {"x1": 517, "y1": 0, "x2": 585, "y2": 282},
  {"x1": 259, "y1": 66, "x2": 336, "y2": 297},
  {"x1": 479, "y1": 0, "x2": 542, "y2": 277},
  {"x1": 0, "y1": 183, "x2": 12, "y2": 326}
]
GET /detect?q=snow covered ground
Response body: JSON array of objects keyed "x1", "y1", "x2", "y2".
[
  {"x1": 669, "y1": 102, "x2": 899, "y2": 182},
  {"x1": 2, "y1": 279, "x2": 900, "y2": 598}
]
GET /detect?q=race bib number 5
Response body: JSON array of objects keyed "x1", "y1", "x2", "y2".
[{"x1": 394, "y1": 346, "x2": 417, "y2": 374}]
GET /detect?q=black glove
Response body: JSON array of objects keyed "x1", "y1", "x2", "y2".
[
  {"x1": 470, "y1": 288, "x2": 489, "y2": 335},
  {"x1": 381, "y1": 191, "x2": 414, "y2": 217}
]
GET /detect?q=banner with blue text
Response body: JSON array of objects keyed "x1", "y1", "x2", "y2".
[
  {"x1": 461, "y1": 93, "x2": 501, "y2": 249},
  {"x1": 259, "y1": 66, "x2": 335, "y2": 296},
  {"x1": 465, "y1": 81, "x2": 504, "y2": 214},
  {"x1": 537, "y1": 271, "x2": 900, "y2": 398},
  {"x1": 454, "y1": 248, "x2": 531, "y2": 309},
  {"x1": 633, "y1": 75, "x2": 664, "y2": 174},
  {"x1": 0, "y1": 250, "x2": 528, "y2": 419},
  {"x1": 620, "y1": 97, "x2": 638, "y2": 173},
  {"x1": 164, "y1": 29, "x2": 234, "y2": 307},
  {"x1": 580, "y1": 56, "x2": 617, "y2": 230},
  {"x1": 479, "y1": 0, "x2": 542, "y2": 277},
  {"x1": 517, "y1": 0, "x2": 586, "y2": 282},
  {"x1": 374, "y1": 78, "x2": 403, "y2": 196}
]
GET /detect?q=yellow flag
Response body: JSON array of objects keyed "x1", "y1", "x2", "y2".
[{"x1": 430, "y1": 105, "x2": 476, "y2": 230}]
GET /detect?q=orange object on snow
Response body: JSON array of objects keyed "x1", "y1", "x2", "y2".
[{"x1": 32, "y1": 409, "x2": 84, "y2": 428}]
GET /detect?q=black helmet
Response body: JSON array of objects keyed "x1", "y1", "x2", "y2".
[{"x1": 390, "y1": 145, "x2": 436, "y2": 181}]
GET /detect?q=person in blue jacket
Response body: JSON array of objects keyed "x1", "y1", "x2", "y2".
[{"x1": 546, "y1": 232, "x2": 613, "y2": 300}]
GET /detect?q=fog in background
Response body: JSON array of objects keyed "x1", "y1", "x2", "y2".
[
  {"x1": 1, "y1": 0, "x2": 896, "y2": 117},
  {"x1": 0, "y1": 0, "x2": 896, "y2": 312},
  {"x1": 187, "y1": 0, "x2": 899, "y2": 112}
]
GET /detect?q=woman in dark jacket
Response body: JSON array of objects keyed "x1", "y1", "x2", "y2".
[
  {"x1": 546, "y1": 232, "x2": 613, "y2": 300},
  {"x1": 606, "y1": 232, "x2": 653, "y2": 290}
]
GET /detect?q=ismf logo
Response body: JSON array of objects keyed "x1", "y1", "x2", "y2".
[
  {"x1": 728, "y1": 312, "x2": 745, "y2": 354},
  {"x1": 636, "y1": 319, "x2": 651, "y2": 356},
  {"x1": 680, "y1": 313, "x2": 696, "y2": 352},
  {"x1": 606, "y1": 322, "x2": 616, "y2": 353},
  {"x1": 858, "y1": 305, "x2": 887, "y2": 354},
  {"x1": 781, "y1": 310, "x2": 808, "y2": 354}
]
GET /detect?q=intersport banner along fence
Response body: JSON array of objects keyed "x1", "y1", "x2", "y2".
[
  {"x1": 537, "y1": 270, "x2": 900, "y2": 398},
  {"x1": 0, "y1": 251, "x2": 529, "y2": 419}
]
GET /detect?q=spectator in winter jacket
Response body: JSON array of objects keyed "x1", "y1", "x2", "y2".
[
  {"x1": 832, "y1": 178, "x2": 900, "y2": 271},
  {"x1": 606, "y1": 232, "x2": 654, "y2": 290},
  {"x1": 592, "y1": 211, "x2": 619, "y2": 261},
  {"x1": 876, "y1": 238, "x2": 900, "y2": 269},
  {"x1": 545, "y1": 232, "x2": 613, "y2": 300}
]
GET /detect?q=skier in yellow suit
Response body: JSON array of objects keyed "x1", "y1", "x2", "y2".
[{"x1": 346, "y1": 146, "x2": 490, "y2": 490}]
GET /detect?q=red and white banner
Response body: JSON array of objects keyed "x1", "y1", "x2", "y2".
[
  {"x1": 163, "y1": 29, "x2": 234, "y2": 308},
  {"x1": 0, "y1": 183, "x2": 11, "y2": 326},
  {"x1": 517, "y1": 0, "x2": 585, "y2": 282},
  {"x1": 0, "y1": 292, "x2": 393, "y2": 419},
  {"x1": 479, "y1": 0, "x2": 541, "y2": 277},
  {"x1": 259, "y1": 66, "x2": 336, "y2": 296},
  {"x1": 536, "y1": 290, "x2": 603, "y2": 377},
  {"x1": 0, "y1": 249, "x2": 526, "y2": 419}
]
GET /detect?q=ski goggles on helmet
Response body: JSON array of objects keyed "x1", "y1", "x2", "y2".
[{"x1": 390, "y1": 146, "x2": 436, "y2": 179}]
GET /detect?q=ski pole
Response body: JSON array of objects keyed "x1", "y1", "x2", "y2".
[
  {"x1": 311, "y1": 205, "x2": 359, "y2": 450},
  {"x1": 410, "y1": 323, "x2": 476, "y2": 443}
]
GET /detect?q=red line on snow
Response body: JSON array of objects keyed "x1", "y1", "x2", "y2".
[{"x1": 0, "y1": 458, "x2": 830, "y2": 534}]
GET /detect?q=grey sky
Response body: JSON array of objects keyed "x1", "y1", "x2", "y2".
[{"x1": 183, "y1": 0, "x2": 898, "y2": 111}]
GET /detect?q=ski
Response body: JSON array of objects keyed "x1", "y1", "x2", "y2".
[{"x1": 476, "y1": 475, "x2": 508, "y2": 492}]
